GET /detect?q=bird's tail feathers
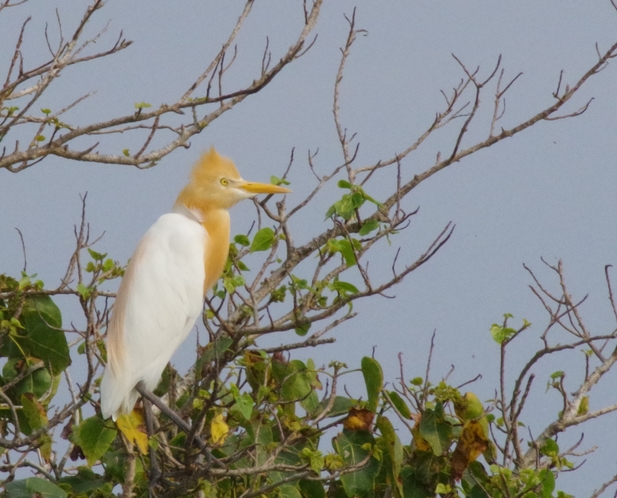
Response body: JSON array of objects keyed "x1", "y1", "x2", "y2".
[{"x1": 100, "y1": 368, "x2": 140, "y2": 421}]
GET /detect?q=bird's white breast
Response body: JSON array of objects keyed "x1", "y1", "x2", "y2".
[
  {"x1": 124, "y1": 213, "x2": 206, "y2": 370},
  {"x1": 100, "y1": 212, "x2": 207, "y2": 418}
]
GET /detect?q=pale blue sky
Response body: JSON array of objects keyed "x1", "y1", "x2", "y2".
[{"x1": 2, "y1": 1, "x2": 617, "y2": 493}]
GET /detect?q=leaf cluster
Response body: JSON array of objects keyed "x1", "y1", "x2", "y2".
[
  {"x1": 0, "y1": 275, "x2": 69, "y2": 445},
  {"x1": 4, "y1": 346, "x2": 574, "y2": 498}
]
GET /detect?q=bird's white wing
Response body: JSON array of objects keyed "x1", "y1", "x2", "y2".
[{"x1": 100, "y1": 213, "x2": 206, "y2": 419}]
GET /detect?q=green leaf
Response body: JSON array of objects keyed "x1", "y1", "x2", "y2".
[
  {"x1": 290, "y1": 275, "x2": 309, "y2": 290},
  {"x1": 557, "y1": 492, "x2": 574, "y2": 498},
  {"x1": 361, "y1": 190, "x2": 382, "y2": 206},
  {"x1": 4, "y1": 477, "x2": 67, "y2": 498},
  {"x1": 401, "y1": 466, "x2": 434, "y2": 498},
  {"x1": 351, "y1": 192, "x2": 365, "y2": 208},
  {"x1": 2, "y1": 358, "x2": 52, "y2": 401},
  {"x1": 332, "y1": 280, "x2": 359, "y2": 296},
  {"x1": 490, "y1": 324, "x2": 517, "y2": 344},
  {"x1": 270, "y1": 175, "x2": 291, "y2": 186},
  {"x1": 327, "y1": 238, "x2": 358, "y2": 267},
  {"x1": 20, "y1": 394, "x2": 52, "y2": 458},
  {"x1": 231, "y1": 392, "x2": 255, "y2": 421},
  {"x1": 270, "y1": 285, "x2": 287, "y2": 303},
  {"x1": 0, "y1": 296, "x2": 69, "y2": 374},
  {"x1": 102, "y1": 258, "x2": 114, "y2": 272},
  {"x1": 324, "y1": 203, "x2": 337, "y2": 219},
  {"x1": 387, "y1": 391, "x2": 412, "y2": 419},
  {"x1": 279, "y1": 485, "x2": 303, "y2": 498},
  {"x1": 540, "y1": 438, "x2": 559, "y2": 457},
  {"x1": 316, "y1": 396, "x2": 355, "y2": 418},
  {"x1": 134, "y1": 101, "x2": 152, "y2": 109},
  {"x1": 302, "y1": 389, "x2": 320, "y2": 414},
  {"x1": 101, "y1": 449, "x2": 144, "y2": 484},
  {"x1": 236, "y1": 260, "x2": 250, "y2": 271},
  {"x1": 250, "y1": 227, "x2": 275, "y2": 252},
  {"x1": 59, "y1": 467, "x2": 108, "y2": 494},
  {"x1": 35, "y1": 135, "x2": 46, "y2": 142},
  {"x1": 234, "y1": 234, "x2": 250, "y2": 246},
  {"x1": 337, "y1": 179, "x2": 352, "y2": 189},
  {"x1": 23, "y1": 302, "x2": 68, "y2": 373},
  {"x1": 377, "y1": 416, "x2": 404, "y2": 498},
  {"x1": 21, "y1": 393, "x2": 47, "y2": 431},
  {"x1": 278, "y1": 360, "x2": 312, "y2": 404},
  {"x1": 196, "y1": 337, "x2": 233, "y2": 379},
  {"x1": 359, "y1": 219, "x2": 380, "y2": 236},
  {"x1": 251, "y1": 420, "x2": 274, "y2": 466},
  {"x1": 122, "y1": 148, "x2": 130, "y2": 157},
  {"x1": 301, "y1": 447, "x2": 325, "y2": 474},
  {"x1": 361, "y1": 356, "x2": 383, "y2": 413},
  {"x1": 76, "y1": 283, "x2": 92, "y2": 300},
  {"x1": 299, "y1": 479, "x2": 326, "y2": 498},
  {"x1": 87, "y1": 248, "x2": 107, "y2": 261},
  {"x1": 418, "y1": 405, "x2": 452, "y2": 456},
  {"x1": 223, "y1": 274, "x2": 245, "y2": 294},
  {"x1": 539, "y1": 469, "x2": 556, "y2": 498},
  {"x1": 326, "y1": 189, "x2": 365, "y2": 221},
  {"x1": 269, "y1": 442, "x2": 305, "y2": 483},
  {"x1": 295, "y1": 322, "x2": 310, "y2": 336},
  {"x1": 334, "y1": 430, "x2": 380, "y2": 498},
  {"x1": 18, "y1": 274, "x2": 32, "y2": 290},
  {"x1": 152, "y1": 364, "x2": 177, "y2": 397},
  {"x1": 27, "y1": 294, "x2": 61, "y2": 328},
  {"x1": 465, "y1": 462, "x2": 491, "y2": 496},
  {"x1": 337, "y1": 195, "x2": 357, "y2": 219},
  {"x1": 71, "y1": 416, "x2": 117, "y2": 467}
]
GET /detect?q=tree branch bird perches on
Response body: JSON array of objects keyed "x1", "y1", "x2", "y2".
[{"x1": 100, "y1": 148, "x2": 290, "y2": 420}]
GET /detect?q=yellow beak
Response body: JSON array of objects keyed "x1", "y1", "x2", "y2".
[{"x1": 239, "y1": 181, "x2": 291, "y2": 195}]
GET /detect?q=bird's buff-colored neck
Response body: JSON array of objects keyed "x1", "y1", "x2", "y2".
[
  {"x1": 173, "y1": 194, "x2": 230, "y2": 295},
  {"x1": 200, "y1": 208, "x2": 230, "y2": 294}
]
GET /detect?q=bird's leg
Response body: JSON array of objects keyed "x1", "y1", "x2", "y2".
[
  {"x1": 136, "y1": 381, "x2": 194, "y2": 435},
  {"x1": 135, "y1": 381, "x2": 212, "y2": 455},
  {"x1": 142, "y1": 394, "x2": 161, "y2": 495}
]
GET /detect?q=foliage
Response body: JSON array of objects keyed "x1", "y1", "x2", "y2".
[
  {"x1": 0, "y1": 291, "x2": 581, "y2": 498},
  {"x1": 2, "y1": 0, "x2": 617, "y2": 497}
]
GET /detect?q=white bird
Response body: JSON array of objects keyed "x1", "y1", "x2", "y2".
[{"x1": 100, "y1": 148, "x2": 290, "y2": 420}]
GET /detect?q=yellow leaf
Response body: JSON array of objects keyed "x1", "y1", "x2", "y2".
[
  {"x1": 211, "y1": 413, "x2": 229, "y2": 445},
  {"x1": 411, "y1": 414, "x2": 432, "y2": 452},
  {"x1": 21, "y1": 394, "x2": 52, "y2": 462},
  {"x1": 451, "y1": 419, "x2": 489, "y2": 480},
  {"x1": 578, "y1": 396, "x2": 589, "y2": 415},
  {"x1": 116, "y1": 410, "x2": 149, "y2": 455},
  {"x1": 343, "y1": 407, "x2": 375, "y2": 432}
]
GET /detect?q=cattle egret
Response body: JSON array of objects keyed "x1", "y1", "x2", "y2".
[{"x1": 100, "y1": 148, "x2": 290, "y2": 420}]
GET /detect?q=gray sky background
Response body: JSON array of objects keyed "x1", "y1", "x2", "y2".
[{"x1": 2, "y1": 1, "x2": 617, "y2": 494}]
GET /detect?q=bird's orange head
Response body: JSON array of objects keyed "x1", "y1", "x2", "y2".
[{"x1": 176, "y1": 148, "x2": 290, "y2": 214}]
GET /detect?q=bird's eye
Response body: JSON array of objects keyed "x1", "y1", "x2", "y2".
[{"x1": 220, "y1": 178, "x2": 229, "y2": 186}]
